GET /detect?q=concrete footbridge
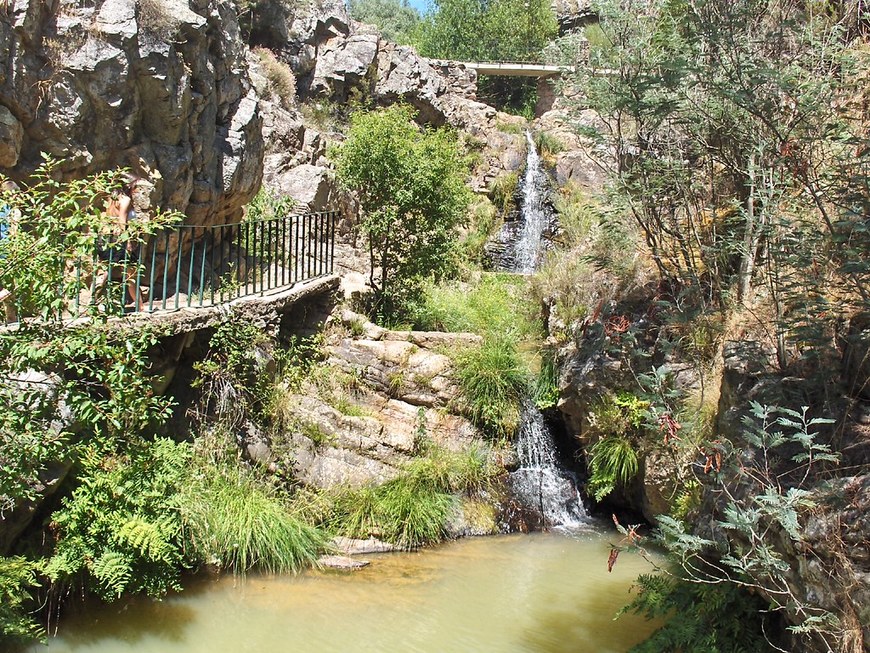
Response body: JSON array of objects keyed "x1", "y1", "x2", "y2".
[{"x1": 426, "y1": 59, "x2": 576, "y2": 77}]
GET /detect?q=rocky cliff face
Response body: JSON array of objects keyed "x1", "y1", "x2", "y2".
[
  {"x1": 245, "y1": 0, "x2": 527, "y2": 205},
  {"x1": 0, "y1": 0, "x2": 263, "y2": 225}
]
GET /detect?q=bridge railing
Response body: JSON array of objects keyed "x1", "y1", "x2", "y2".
[{"x1": 81, "y1": 210, "x2": 338, "y2": 316}]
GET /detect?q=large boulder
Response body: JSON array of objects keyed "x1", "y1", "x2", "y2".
[
  {"x1": 276, "y1": 163, "x2": 335, "y2": 212},
  {"x1": 0, "y1": 0, "x2": 263, "y2": 227}
]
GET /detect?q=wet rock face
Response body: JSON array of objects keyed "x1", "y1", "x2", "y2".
[{"x1": 0, "y1": 0, "x2": 263, "y2": 227}]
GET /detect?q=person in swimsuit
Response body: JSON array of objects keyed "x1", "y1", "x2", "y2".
[{"x1": 95, "y1": 176, "x2": 145, "y2": 311}]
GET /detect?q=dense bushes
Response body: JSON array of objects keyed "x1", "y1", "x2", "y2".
[
  {"x1": 46, "y1": 439, "x2": 192, "y2": 601},
  {"x1": 624, "y1": 575, "x2": 775, "y2": 653}
]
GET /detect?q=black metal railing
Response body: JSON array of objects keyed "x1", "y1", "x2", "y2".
[{"x1": 0, "y1": 210, "x2": 337, "y2": 325}]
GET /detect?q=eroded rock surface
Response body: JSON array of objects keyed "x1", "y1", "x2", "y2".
[
  {"x1": 0, "y1": 0, "x2": 263, "y2": 226},
  {"x1": 264, "y1": 310, "x2": 485, "y2": 490}
]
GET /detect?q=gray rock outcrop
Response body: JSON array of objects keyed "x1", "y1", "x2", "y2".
[
  {"x1": 0, "y1": 0, "x2": 263, "y2": 226},
  {"x1": 266, "y1": 310, "x2": 485, "y2": 490}
]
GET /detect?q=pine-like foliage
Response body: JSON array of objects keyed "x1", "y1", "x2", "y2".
[{"x1": 624, "y1": 574, "x2": 775, "y2": 653}]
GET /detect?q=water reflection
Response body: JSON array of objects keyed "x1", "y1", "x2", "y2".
[{"x1": 31, "y1": 530, "x2": 659, "y2": 653}]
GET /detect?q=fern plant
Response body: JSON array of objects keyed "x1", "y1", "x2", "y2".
[
  {"x1": 587, "y1": 435, "x2": 639, "y2": 502},
  {"x1": 0, "y1": 556, "x2": 43, "y2": 648},
  {"x1": 45, "y1": 439, "x2": 192, "y2": 600}
]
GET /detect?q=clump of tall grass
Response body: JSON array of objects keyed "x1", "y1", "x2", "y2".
[
  {"x1": 332, "y1": 480, "x2": 454, "y2": 550},
  {"x1": 412, "y1": 273, "x2": 540, "y2": 341},
  {"x1": 327, "y1": 445, "x2": 496, "y2": 549},
  {"x1": 489, "y1": 171, "x2": 519, "y2": 215},
  {"x1": 456, "y1": 336, "x2": 529, "y2": 439},
  {"x1": 179, "y1": 465, "x2": 328, "y2": 574},
  {"x1": 533, "y1": 131, "x2": 564, "y2": 158}
]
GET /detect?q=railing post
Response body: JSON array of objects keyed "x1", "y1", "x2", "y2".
[
  {"x1": 199, "y1": 226, "x2": 208, "y2": 307},
  {"x1": 294, "y1": 213, "x2": 301, "y2": 285},
  {"x1": 330, "y1": 211, "x2": 336, "y2": 275},
  {"x1": 162, "y1": 231, "x2": 170, "y2": 311},
  {"x1": 148, "y1": 234, "x2": 157, "y2": 313}
]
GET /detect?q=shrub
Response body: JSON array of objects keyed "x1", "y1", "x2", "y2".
[
  {"x1": 194, "y1": 319, "x2": 272, "y2": 428},
  {"x1": 457, "y1": 197, "x2": 499, "y2": 272},
  {"x1": 45, "y1": 439, "x2": 192, "y2": 601},
  {"x1": 496, "y1": 120, "x2": 525, "y2": 135},
  {"x1": 623, "y1": 574, "x2": 775, "y2": 653},
  {"x1": 530, "y1": 188, "x2": 636, "y2": 338},
  {"x1": 254, "y1": 47, "x2": 297, "y2": 108},
  {"x1": 0, "y1": 556, "x2": 43, "y2": 648},
  {"x1": 533, "y1": 131, "x2": 564, "y2": 158},
  {"x1": 456, "y1": 336, "x2": 529, "y2": 439},
  {"x1": 179, "y1": 464, "x2": 328, "y2": 574}
]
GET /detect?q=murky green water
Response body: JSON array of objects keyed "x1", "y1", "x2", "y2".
[{"x1": 31, "y1": 529, "x2": 660, "y2": 653}]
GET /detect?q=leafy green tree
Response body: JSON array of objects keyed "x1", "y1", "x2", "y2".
[
  {"x1": 417, "y1": 0, "x2": 486, "y2": 61},
  {"x1": 0, "y1": 160, "x2": 177, "y2": 514},
  {"x1": 348, "y1": 0, "x2": 422, "y2": 46},
  {"x1": 333, "y1": 106, "x2": 471, "y2": 321}
]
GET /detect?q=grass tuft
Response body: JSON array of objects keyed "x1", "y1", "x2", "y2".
[
  {"x1": 456, "y1": 336, "x2": 529, "y2": 439},
  {"x1": 327, "y1": 445, "x2": 496, "y2": 549},
  {"x1": 180, "y1": 465, "x2": 328, "y2": 574}
]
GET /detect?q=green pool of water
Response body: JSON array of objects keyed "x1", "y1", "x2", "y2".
[{"x1": 31, "y1": 529, "x2": 660, "y2": 653}]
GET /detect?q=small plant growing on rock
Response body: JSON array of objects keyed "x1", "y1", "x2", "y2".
[{"x1": 254, "y1": 47, "x2": 297, "y2": 109}]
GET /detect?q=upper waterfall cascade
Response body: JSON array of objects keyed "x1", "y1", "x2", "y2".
[{"x1": 514, "y1": 131, "x2": 551, "y2": 274}]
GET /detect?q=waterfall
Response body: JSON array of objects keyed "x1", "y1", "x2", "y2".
[
  {"x1": 510, "y1": 404, "x2": 588, "y2": 528},
  {"x1": 513, "y1": 131, "x2": 551, "y2": 274},
  {"x1": 505, "y1": 132, "x2": 588, "y2": 528}
]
